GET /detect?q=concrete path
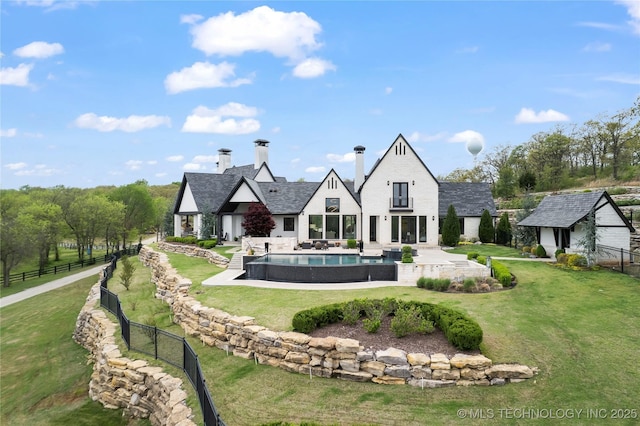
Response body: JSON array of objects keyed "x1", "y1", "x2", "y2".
[
  {"x1": 0, "y1": 264, "x2": 105, "y2": 309},
  {"x1": 0, "y1": 237, "x2": 159, "y2": 309}
]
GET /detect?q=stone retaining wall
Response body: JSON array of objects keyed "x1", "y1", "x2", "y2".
[
  {"x1": 73, "y1": 274, "x2": 196, "y2": 426},
  {"x1": 157, "y1": 242, "x2": 230, "y2": 267},
  {"x1": 140, "y1": 246, "x2": 537, "y2": 388}
]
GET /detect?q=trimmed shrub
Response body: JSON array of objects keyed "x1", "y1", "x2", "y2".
[
  {"x1": 416, "y1": 276, "x2": 428, "y2": 288},
  {"x1": 554, "y1": 248, "x2": 565, "y2": 259},
  {"x1": 476, "y1": 255, "x2": 487, "y2": 265},
  {"x1": 535, "y1": 244, "x2": 547, "y2": 258},
  {"x1": 363, "y1": 318, "x2": 381, "y2": 333},
  {"x1": 556, "y1": 253, "x2": 568, "y2": 264},
  {"x1": 390, "y1": 305, "x2": 434, "y2": 338},
  {"x1": 495, "y1": 212, "x2": 512, "y2": 245},
  {"x1": 292, "y1": 303, "x2": 343, "y2": 333},
  {"x1": 347, "y1": 239, "x2": 357, "y2": 249},
  {"x1": 342, "y1": 299, "x2": 364, "y2": 325},
  {"x1": 467, "y1": 252, "x2": 479, "y2": 260},
  {"x1": 492, "y1": 259, "x2": 512, "y2": 287},
  {"x1": 567, "y1": 254, "x2": 588, "y2": 267},
  {"x1": 463, "y1": 278, "x2": 475, "y2": 293},
  {"x1": 441, "y1": 204, "x2": 461, "y2": 247},
  {"x1": 434, "y1": 278, "x2": 451, "y2": 292},
  {"x1": 165, "y1": 236, "x2": 198, "y2": 244},
  {"x1": 197, "y1": 239, "x2": 218, "y2": 249},
  {"x1": 478, "y1": 209, "x2": 495, "y2": 243}
]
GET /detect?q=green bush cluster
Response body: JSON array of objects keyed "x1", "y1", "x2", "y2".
[
  {"x1": 401, "y1": 245, "x2": 413, "y2": 263},
  {"x1": 165, "y1": 236, "x2": 198, "y2": 244},
  {"x1": 347, "y1": 239, "x2": 357, "y2": 249},
  {"x1": 557, "y1": 253, "x2": 588, "y2": 267},
  {"x1": 463, "y1": 278, "x2": 475, "y2": 293},
  {"x1": 476, "y1": 255, "x2": 487, "y2": 265},
  {"x1": 535, "y1": 244, "x2": 547, "y2": 258},
  {"x1": 292, "y1": 298, "x2": 483, "y2": 350},
  {"x1": 491, "y1": 259, "x2": 512, "y2": 287},
  {"x1": 390, "y1": 304, "x2": 434, "y2": 337},
  {"x1": 291, "y1": 303, "x2": 343, "y2": 334},
  {"x1": 467, "y1": 252, "x2": 479, "y2": 260},
  {"x1": 197, "y1": 239, "x2": 218, "y2": 249},
  {"x1": 554, "y1": 248, "x2": 565, "y2": 259},
  {"x1": 416, "y1": 277, "x2": 451, "y2": 291}
]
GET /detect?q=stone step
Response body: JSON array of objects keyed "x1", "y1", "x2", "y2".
[{"x1": 228, "y1": 252, "x2": 244, "y2": 270}]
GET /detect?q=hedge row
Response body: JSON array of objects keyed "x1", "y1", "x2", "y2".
[
  {"x1": 467, "y1": 252, "x2": 513, "y2": 287},
  {"x1": 291, "y1": 298, "x2": 483, "y2": 350},
  {"x1": 165, "y1": 236, "x2": 218, "y2": 248}
]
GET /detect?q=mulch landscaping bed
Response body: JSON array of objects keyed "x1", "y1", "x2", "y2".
[{"x1": 308, "y1": 316, "x2": 480, "y2": 357}]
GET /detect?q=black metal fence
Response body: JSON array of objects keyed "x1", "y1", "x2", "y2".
[
  {"x1": 597, "y1": 244, "x2": 640, "y2": 278},
  {"x1": 99, "y1": 251, "x2": 225, "y2": 426},
  {"x1": 1, "y1": 255, "x2": 110, "y2": 285}
]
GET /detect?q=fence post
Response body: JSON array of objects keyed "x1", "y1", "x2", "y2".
[
  {"x1": 154, "y1": 327, "x2": 158, "y2": 360},
  {"x1": 620, "y1": 248, "x2": 624, "y2": 273}
]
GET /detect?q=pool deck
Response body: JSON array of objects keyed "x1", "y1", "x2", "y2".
[{"x1": 202, "y1": 246, "x2": 487, "y2": 289}]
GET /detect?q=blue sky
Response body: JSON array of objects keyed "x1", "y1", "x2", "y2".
[{"x1": 1, "y1": 1, "x2": 639, "y2": 190}]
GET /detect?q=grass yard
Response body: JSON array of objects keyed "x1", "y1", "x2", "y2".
[
  {"x1": 447, "y1": 243, "x2": 525, "y2": 258},
  {"x1": 0, "y1": 274, "x2": 149, "y2": 426},
  {"x1": 157, "y1": 249, "x2": 640, "y2": 425}
]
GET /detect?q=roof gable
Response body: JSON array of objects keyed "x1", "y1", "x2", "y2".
[
  {"x1": 174, "y1": 172, "x2": 241, "y2": 214},
  {"x1": 517, "y1": 190, "x2": 634, "y2": 231},
  {"x1": 299, "y1": 169, "x2": 361, "y2": 213},
  {"x1": 362, "y1": 134, "x2": 439, "y2": 189}
]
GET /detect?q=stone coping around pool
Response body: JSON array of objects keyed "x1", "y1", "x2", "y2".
[{"x1": 140, "y1": 245, "x2": 538, "y2": 387}]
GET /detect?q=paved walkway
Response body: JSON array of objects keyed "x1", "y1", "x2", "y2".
[
  {"x1": 0, "y1": 237, "x2": 160, "y2": 309},
  {"x1": 0, "y1": 264, "x2": 106, "y2": 309}
]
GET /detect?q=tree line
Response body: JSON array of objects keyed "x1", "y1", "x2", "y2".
[
  {"x1": 0, "y1": 180, "x2": 179, "y2": 287},
  {"x1": 442, "y1": 97, "x2": 640, "y2": 197}
]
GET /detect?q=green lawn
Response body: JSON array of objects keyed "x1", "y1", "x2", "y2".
[
  {"x1": 158, "y1": 249, "x2": 640, "y2": 425},
  {"x1": 4, "y1": 246, "x2": 638, "y2": 426},
  {"x1": 447, "y1": 243, "x2": 525, "y2": 258},
  {"x1": 0, "y1": 274, "x2": 149, "y2": 426}
]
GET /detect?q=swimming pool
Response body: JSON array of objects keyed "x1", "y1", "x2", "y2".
[{"x1": 245, "y1": 254, "x2": 397, "y2": 283}]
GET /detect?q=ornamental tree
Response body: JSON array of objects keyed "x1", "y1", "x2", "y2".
[
  {"x1": 496, "y1": 212, "x2": 512, "y2": 245},
  {"x1": 242, "y1": 202, "x2": 275, "y2": 237},
  {"x1": 478, "y1": 209, "x2": 495, "y2": 243},
  {"x1": 441, "y1": 204, "x2": 460, "y2": 247}
]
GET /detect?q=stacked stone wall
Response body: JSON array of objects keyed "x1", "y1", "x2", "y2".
[
  {"x1": 140, "y1": 246, "x2": 537, "y2": 388},
  {"x1": 73, "y1": 273, "x2": 196, "y2": 426},
  {"x1": 157, "y1": 241, "x2": 230, "y2": 267}
]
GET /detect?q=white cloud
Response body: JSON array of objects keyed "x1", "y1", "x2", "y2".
[
  {"x1": 292, "y1": 57, "x2": 336, "y2": 78},
  {"x1": 514, "y1": 108, "x2": 570, "y2": 124},
  {"x1": 74, "y1": 113, "x2": 171, "y2": 132},
  {"x1": 147, "y1": 160, "x2": 157, "y2": 165},
  {"x1": 182, "y1": 103, "x2": 260, "y2": 134},
  {"x1": 188, "y1": 6, "x2": 323, "y2": 61},
  {"x1": 407, "y1": 131, "x2": 447, "y2": 143},
  {"x1": 14, "y1": 0, "x2": 90, "y2": 11},
  {"x1": 164, "y1": 61, "x2": 253, "y2": 94},
  {"x1": 5, "y1": 162, "x2": 28, "y2": 170},
  {"x1": 597, "y1": 73, "x2": 640, "y2": 84},
  {"x1": 166, "y1": 155, "x2": 184, "y2": 162},
  {"x1": 271, "y1": 126, "x2": 281, "y2": 133},
  {"x1": 125, "y1": 160, "x2": 143, "y2": 170},
  {"x1": 0, "y1": 63, "x2": 33, "y2": 86},
  {"x1": 457, "y1": 46, "x2": 479, "y2": 54},
  {"x1": 576, "y1": 21, "x2": 622, "y2": 32},
  {"x1": 14, "y1": 41, "x2": 64, "y2": 58},
  {"x1": 582, "y1": 42, "x2": 612, "y2": 52},
  {"x1": 385, "y1": 87, "x2": 393, "y2": 95},
  {"x1": 180, "y1": 14, "x2": 203, "y2": 25},
  {"x1": 448, "y1": 130, "x2": 485, "y2": 144},
  {"x1": 326, "y1": 152, "x2": 355, "y2": 163},
  {"x1": 155, "y1": 172, "x2": 168, "y2": 178},
  {"x1": 0, "y1": 52, "x2": 4, "y2": 58},
  {"x1": 15, "y1": 164, "x2": 59, "y2": 177},
  {"x1": 183, "y1": 163, "x2": 204, "y2": 171},
  {"x1": 291, "y1": 158, "x2": 300, "y2": 164},
  {"x1": 305, "y1": 166, "x2": 326, "y2": 173},
  {"x1": 1, "y1": 128, "x2": 18, "y2": 137},
  {"x1": 192, "y1": 155, "x2": 217, "y2": 163},
  {"x1": 616, "y1": 0, "x2": 640, "y2": 35}
]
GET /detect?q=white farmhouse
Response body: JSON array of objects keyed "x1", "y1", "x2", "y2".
[{"x1": 172, "y1": 134, "x2": 497, "y2": 248}]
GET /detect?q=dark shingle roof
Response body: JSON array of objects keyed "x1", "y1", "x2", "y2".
[
  {"x1": 258, "y1": 182, "x2": 321, "y2": 214},
  {"x1": 178, "y1": 172, "x2": 241, "y2": 213},
  {"x1": 223, "y1": 164, "x2": 258, "y2": 179},
  {"x1": 518, "y1": 191, "x2": 605, "y2": 228},
  {"x1": 438, "y1": 182, "x2": 497, "y2": 217}
]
